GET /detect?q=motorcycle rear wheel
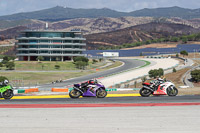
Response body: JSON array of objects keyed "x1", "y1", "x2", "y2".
[
  {"x1": 96, "y1": 89, "x2": 107, "y2": 98},
  {"x1": 139, "y1": 88, "x2": 152, "y2": 97},
  {"x1": 167, "y1": 86, "x2": 178, "y2": 96},
  {"x1": 69, "y1": 89, "x2": 81, "y2": 98},
  {"x1": 2, "y1": 89, "x2": 14, "y2": 100}
]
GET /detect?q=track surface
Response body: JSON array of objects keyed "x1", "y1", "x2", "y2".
[
  {"x1": 1, "y1": 95, "x2": 200, "y2": 104},
  {"x1": 38, "y1": 59, "x2": 146, "y2": 89}
]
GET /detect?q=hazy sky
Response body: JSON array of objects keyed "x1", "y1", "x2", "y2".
[{"x1": 0, "y1": 0, "x2": 200, "y2": 16}]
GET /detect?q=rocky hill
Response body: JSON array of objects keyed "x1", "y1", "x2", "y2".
[{"x1": 85, "y1": 22, "x2": 200, "y2": 49}]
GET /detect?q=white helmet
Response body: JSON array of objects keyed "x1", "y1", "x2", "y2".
[{"x1": 4, "y1": 80, "x2": 9, "y2": 85}]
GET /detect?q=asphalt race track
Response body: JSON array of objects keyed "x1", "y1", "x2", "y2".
[
  {"x1": 38, "y1": 59, "x2": 146, "y2": 90},
  {"x1": 1, "y1": 95, "x2": 200, "y2": 105}
]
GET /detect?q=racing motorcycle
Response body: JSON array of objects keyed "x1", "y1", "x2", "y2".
[
  {"x1": 0, "y1": 80, "x2": 14, "y2": 100},
  {"x1": 69, "y1": 79, "x2": 107, "y2": 98},
  {"x1": 140, "y1": 79, "x2": 178, "y2": 97}
]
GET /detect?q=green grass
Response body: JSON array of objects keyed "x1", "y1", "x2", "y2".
[
  {"x1": 14, "y1": 60, "x2": 106, "y2": 71},
  {"x1": 0, "y1": 71, "x2": 95, "y2": 85},
  {"x1": 0, "y1": 60, "x2": 122, "y2": 85},
  {"x1": 15, "y1": 61, "x2": 77, "y2": 71}
]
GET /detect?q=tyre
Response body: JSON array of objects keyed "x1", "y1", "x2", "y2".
[
  {"x1": 96, "y1": 88, "x2": 107, "y2": 98},
  {"x1": 69, "y1": 89, "x2": 81, "y2": 98},
  {"x1": 2, "y1": 89, "x2": 14, "y2": 100},
  {"x1": 167, "y1": 86, "x2": 178, "y2": 96},
  {"x1": 139, "y1": 88, "x2": 152, "y2": 97}
]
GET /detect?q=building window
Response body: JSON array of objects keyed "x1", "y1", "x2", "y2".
[
  {"x1": 74, "y1": 40, "x2": 80, "y2": 43},
  {"x1": 40, "y1": 51, "x2": 48, "y2": 53},
  {"x1": 51, "y1": 45, "x2": 61, "y2": 48},
  {"x1": 19, "y1": 40, "x2": 28, "y2": 43},
  {"x1": 63, "y1": 45, "x2": 72, "y2": 48},
  {"x1": 29, "y1": 40, "x2": 37, "y2": 44},
  {"x1": 64, "y1": 40, "x2": 72, "y2": 43},
  {"x1": 40, "y1": 45, "x2": 49, "y2": 48},
  {"x1": 53, "y1": 40, "x2": 62, "y2": 44},
  {"x1": 52, "y1": 51, "x2": 61, "y2": 54},
  {"x1": 40, "y1": 40, "x2": 49, "y2": 43},
  {"x1": 63, "y1": 51, "x2": 72, "y2": 54},
  {"x1": 29, "y1": 45, "x2": 38, "y2": 48},
  {"x1": 29, "y1": 51, "x2": 37, "y2": 54}
]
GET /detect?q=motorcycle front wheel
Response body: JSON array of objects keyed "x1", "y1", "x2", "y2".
[
  {"x1": 167, "y1": 86, "x2": 178, "y2": 96},
  {"x1": 139, "y1": 88, "x2": 152, "y2": 97},
  {"x1": 96, "y1": 89, "x2": 107, "y2": 98},
  {"x1": 69, "y1": 89, "x2": 81, "y2": 98},
  {"x1": 2, "y1": 89, "x2": 14, "y2": 100}
]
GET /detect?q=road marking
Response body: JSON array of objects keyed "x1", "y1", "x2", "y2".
[{"x1": 0, "y1": 93, "x2": 141, "y2": 100}]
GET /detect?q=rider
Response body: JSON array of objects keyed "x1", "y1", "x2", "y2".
[
  {"x1": 0, "y1": 79, "x2": 9, "y2": 86},
  {"x1": 150, "y1": 76, "x2": 165, "y2": 90}
]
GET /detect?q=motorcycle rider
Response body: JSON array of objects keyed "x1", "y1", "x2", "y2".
[
  {"x1": 150, "y1": 76, "x2": 165, "y2": 90},
  {"x1": 0, "y1": 79, "x2": 9, "y2": 86}
]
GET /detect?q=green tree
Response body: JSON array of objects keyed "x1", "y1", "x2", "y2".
[
  {"x1": 73, "y1": 56, "x2": 89, "y2": 64},
  {"x1": 181, "y1": 36, "x2": 188, "y2": 43},
  {"x1": 2, "y1": 56, "x2": 10, "y2": 64},
  {"x1": 37, "y1": 56, "x2": 44, "y2": 62},
  {"x1": 191, "y1": 69, "x2": 200, "y2": 82},
  {"x1": 75, "y1": 61, "x2": 87, "y2": 70},
  {"x1": 5, "y1": 62, "x2": 15, "y2": 70},
  {"x1": 180, "y1": 50, "x2": 188, "y2": 57},
  {"x1": 92, "y1": 59, "x2": 98, "y2": 64},
  {"x1": 148, "y1": 68, "x2": 164, "y2": 78},
  {"x1": 170, "y1": 37, "x2": 179, "y2": 42}
]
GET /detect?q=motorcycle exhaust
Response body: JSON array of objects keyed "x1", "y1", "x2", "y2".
[{"x1": 143, "y1": 86, "x2": 154, "y2": 92}]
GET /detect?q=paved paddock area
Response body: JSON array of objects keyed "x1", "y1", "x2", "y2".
[{"x1": 0, "y1": 106, "x2": 199, "y2": 133}]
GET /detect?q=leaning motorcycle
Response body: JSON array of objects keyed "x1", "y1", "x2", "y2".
[
  {"x1": 69, "y1": 79, "x2": 107, "y2": 98},
  {"x1": 0, "y1": 80, "x2": 14, "y2": 100},
  {"x1": 140, "y1": 80, "x2": 178, "y2": 97}
]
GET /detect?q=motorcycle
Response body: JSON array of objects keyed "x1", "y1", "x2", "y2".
[
  {"x1": 0, "y1": 80, "x2": 14, "y2": 100},
  {"x1": 140, "y1": 79, "x2": 178, "y2": 97},
  {"x1": 69, "y1": 79, "x2": 107, "y2": 98}
]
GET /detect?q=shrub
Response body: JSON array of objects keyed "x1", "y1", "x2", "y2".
[
  {"x1": 5, "y1": 62, "x2": 15, "y2": 70},
  {"x1": 55, "y1": 65, "x2": 60, "y2": 69},
  {"x1": 191, "y1": 69, "x2": 200, "y2": 82},
  {"x1": 173, "y1": 68, "x2": 177, "y2": 73}
]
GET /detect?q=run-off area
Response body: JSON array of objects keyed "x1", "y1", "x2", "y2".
[{"x1": 0, "y1": 106, "x2": 200, "y2": 133}]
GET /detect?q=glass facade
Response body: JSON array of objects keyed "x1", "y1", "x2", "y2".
[{"x1": 16, "y1": 30, "x2": 86, "y2": 61}]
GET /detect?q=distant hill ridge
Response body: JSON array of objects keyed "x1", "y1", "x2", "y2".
[{"x1": 0, "y1": 6, "x2": 200, "y2": 21}]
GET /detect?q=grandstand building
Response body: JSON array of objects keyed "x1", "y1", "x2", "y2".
[{"x1": 16, "y1": 30, "x2": 86, "y2": 61}]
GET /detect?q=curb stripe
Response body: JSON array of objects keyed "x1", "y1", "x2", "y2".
[
  {"x1": 0, "y1": 103, "x2": 200, "y2": 108},
  {"x1": 7, "y1": 93, "x2": 140, "y2": 100}
]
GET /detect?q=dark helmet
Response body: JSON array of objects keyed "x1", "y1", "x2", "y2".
[{"x1": 88, "y1": 80, "x2": 95, "y2": 84}]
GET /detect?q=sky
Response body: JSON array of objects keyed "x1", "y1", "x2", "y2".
[{"x1": 0, "y1": 0, "x2": 200, "y2": 16}]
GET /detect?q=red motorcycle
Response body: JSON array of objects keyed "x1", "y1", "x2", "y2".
[{"x1": 140, "y1": 79, "x2": 178, "y2": 97}]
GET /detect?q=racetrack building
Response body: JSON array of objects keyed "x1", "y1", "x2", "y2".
[{"x1": 16, "y1": 30, "x2": 86, "y2": 61}]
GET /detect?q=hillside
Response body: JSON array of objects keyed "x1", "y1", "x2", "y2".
[
  {"x1": 0, "y1": 6, "x2": 200, "y2": 21},
  {"x1": 1, "y1": 17, "x2": 200, "y2": 35},
  {"x1": 85, "y1": 22, "x2": 200, "y2": 49},
  {"x1": 130, "y1": 6, "x2": 200, "y2": 19}
]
